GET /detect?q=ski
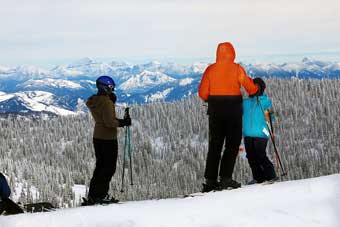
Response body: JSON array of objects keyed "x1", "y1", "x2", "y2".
[
  {"x1": 180, "y1": 189, "x2": 225, "y2": 198},
  {"x1": 181, "y1": 192, "x2": 208, "y2": 198},
  {"x1": 261, "y1": 181, "x2": 276, "y2": 185},
  {"x1": 81, "y1": 197, "x2": 121, "y2": 206},
  {"x1": 1, "y1": 201, "x2": 56, "y2": 216},
  {"x1": 23, "y1": 202, "x2": 56, "y2": 213},
  {"x1": 181, "y1": 182, "x2": 280, "y2": 198}
]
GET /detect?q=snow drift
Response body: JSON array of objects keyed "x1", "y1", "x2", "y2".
[{"x1": 0, "y1": 174, "x2": 339, "y2": 227}]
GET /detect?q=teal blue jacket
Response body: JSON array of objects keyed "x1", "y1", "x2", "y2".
[{"x1": 243, "y1": 95, "x2": 273, "y2": 139}]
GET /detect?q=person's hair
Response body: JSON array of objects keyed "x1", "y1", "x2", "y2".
[{"x1": 253, "y1": 77, "x2": 266, "y2": 96}]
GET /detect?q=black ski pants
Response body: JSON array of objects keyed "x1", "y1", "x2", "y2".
[
  {"x1": 244, "y1": 137, "x2": 276, "y2": 182},
  {"x1": 0, "y1": 198, "x2": 24, "y2": 215},
  {"x1": 88, "y1": 139, "x2": 118, "y2": 200},
  {"x1": 204, "y1": 114, "x2": 242, "y2": 181}
]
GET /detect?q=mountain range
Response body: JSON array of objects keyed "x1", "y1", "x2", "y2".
[{"x1": 0, "y1": 57, "x2": 339, "y2": 115}]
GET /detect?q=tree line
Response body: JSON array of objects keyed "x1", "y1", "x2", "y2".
[{"x1": 0, "y1": 78, "x2": 339, "y2": 208}]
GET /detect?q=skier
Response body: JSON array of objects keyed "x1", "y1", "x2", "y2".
[
  {"x1": 243, "y1": 78, "x2": 278, "y2": 184},
  {"x1": 83, "y1": 75, "x2": 131, "y2": 205},
  {"x1": 0, "y1": 172, "x2": 24, "y2": 215},
  {"x1": 198, "y1": 42, "x2": 259, "y2": 192}
]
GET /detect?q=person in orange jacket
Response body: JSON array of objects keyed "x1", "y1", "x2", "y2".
[{"x1": 198, "y1": 42, "x2": 259, "y2": 192}]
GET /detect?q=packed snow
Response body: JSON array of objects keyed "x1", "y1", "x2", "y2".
[{"x1": 0, "y1": 174, "x2": 339, "y2": 227}]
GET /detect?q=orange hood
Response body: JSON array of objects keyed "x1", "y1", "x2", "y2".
[{"x1": 216, "y1": 42, "x2": 235, "y2": 63}]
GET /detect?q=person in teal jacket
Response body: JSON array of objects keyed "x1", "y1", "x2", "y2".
[{"x1": 243, "y1": 78, "x2": 277, "y2": 184}]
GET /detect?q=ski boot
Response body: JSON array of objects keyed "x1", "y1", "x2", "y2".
[
  {"x1": 264, "y1": 176, "x2": 279, "y2": 184},
  {"x1": 219, "y1": 178, "x2": 241, "y2": 190},
  {"x1": 201, "y1": 179, "x2": 220, "y2": 193},
  {"x1": 82, "y1": 195, "x2": 119, "y2": 206},
  {"x1": 81, "y1": 197, "x2": 95, "y2": 206},
  {"x1": 98, "y1": 195, "x2": 119, "y2": 204},
  {"x1": 246, "y1": 179, "x2": 259, "y2": 185}
]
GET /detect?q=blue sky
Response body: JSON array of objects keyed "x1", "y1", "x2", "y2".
[{"x1": 1, "y1": 0, "x2": 340, "y2": 66}]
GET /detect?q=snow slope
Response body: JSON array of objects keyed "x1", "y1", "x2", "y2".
[{"x1": 0, "y1": 174, "x2": 339, "y2": 227}]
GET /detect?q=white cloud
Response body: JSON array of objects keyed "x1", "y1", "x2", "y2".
[{"x1": 0, "y1": 0, "x2": 339, "y2": 65}]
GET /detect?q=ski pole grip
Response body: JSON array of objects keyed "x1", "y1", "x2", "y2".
[{"x1": 124, "y1": 107, "x2": 130, "y2": 118}]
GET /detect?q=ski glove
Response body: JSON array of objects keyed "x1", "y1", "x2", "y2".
[
  {"x1": 117, "y1": 118, "x2": 131, "y2": 127},
  {"x1": 124, "y1": 117, "x2": 132, "y2": 127}
]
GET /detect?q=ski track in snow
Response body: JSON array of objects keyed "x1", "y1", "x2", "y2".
[{"x1": 0, "y1": 174, "x2": 339, "y2": 227}]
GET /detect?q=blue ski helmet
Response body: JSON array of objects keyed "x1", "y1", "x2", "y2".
[{"x1": 96, "y1": 75, "x2": 115, "y2": 94}]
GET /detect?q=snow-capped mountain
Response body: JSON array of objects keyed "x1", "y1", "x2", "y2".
[
  {"x1": 0, "y1": 91, "x2": 76, "y2": 116},
  {"x1": 120, "y1": 70, "x2": 176, "y2": 91},
  {"x1": 18, "y1": 79, "x2": 83, "y2": 90},
  {"x1": 0, "y1": 58, "x2": 339, "y2": 115},
  {"x1": 244, "y1": 57, "x2": 340, "y2": 79}
]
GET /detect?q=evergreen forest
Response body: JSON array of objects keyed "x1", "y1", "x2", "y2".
[{"x1": 0, "y1": 78, "x2": 339, "y2": 208}]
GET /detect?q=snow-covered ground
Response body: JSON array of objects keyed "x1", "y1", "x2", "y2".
[{"x1": 1, "y1": 174, "x2": 339, "y2": 227}]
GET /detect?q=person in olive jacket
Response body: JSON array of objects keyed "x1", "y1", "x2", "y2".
[{"x1": 83, "y1": 75, "x2": 131, "y2": 205}]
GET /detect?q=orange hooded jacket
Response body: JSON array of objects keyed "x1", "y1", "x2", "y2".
[{"x1": 198, "y1": 42, "x2": 258, "y2": 101}]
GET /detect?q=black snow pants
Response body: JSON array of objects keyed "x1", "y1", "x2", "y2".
[
  {"x1": 204, "y1": 112, "x2": 242, "y2": 181},
  {"x1": 88, "y1": 139, "x2": 118, "y2": 200},
  {"x1": 244, "y1": 137, "x2": 276, "y2": 182}
]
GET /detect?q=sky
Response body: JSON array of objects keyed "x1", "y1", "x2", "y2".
[{"x1": 1, "y1": 0, "x2": 340, "y2": 66}]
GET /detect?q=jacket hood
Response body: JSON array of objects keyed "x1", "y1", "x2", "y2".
[{"x1": 216, "y1": 42, "x2": 236, "y2": 63}]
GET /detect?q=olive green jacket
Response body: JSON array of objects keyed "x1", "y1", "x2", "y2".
[{"x1": 86, "y1": 94, "x2": 119, "y2": 140}]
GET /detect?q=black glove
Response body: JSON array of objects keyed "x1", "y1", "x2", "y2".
[
  {"x1": 117, "y1": 117, "x2": 131, "y2": 127},
  {"x1": 123, "y1": 107, "x2": 131, "y2": 126},
  {"x1": 124, "y1": 117, "x2": 132, "y2": 126}
]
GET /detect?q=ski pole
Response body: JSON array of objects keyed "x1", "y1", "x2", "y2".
[
  {"x1": 256, "y1": 97, "x2": 287, "y2": 176},
  {"x1": 127, "y1": 126, "x2": 134, "y2": 185},
  {"x1": 124, "y1": 107, "x2": 133, "y2": 185},
  {"x1": 267, "y1": 113, "x2": 287, "y2": 176},
  {"x1": 120, "y1": 125, "x2": 128, "y2": 192},
  {"x1": 120, "y1": 107, "x2": 134, "y2": 192}
]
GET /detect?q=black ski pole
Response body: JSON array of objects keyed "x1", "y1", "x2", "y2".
[
  {"x1": 120, "y1": 124, "x2": 128, "y2": 192},
  {"x1": 257, "y1": 97, "x2": 287, "y2": 176},
  {"x1": 127, "y1": 126, "x2": 134, "y2": 185},
  {"x1": 124, "y1": 107, "x2": 134, "y2": 185},
  {"x1": 268, "y1": 113, "x2": 287, "y2": 176}
]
